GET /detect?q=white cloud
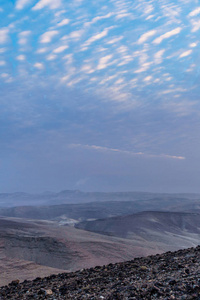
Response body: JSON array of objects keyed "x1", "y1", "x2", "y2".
[
  {"x1": 144, "y1": 76, "x2": 152, "y2": 82},
  {"x1": 81, "y1": 65, "x2": 95, "y2": 74},
  {"x1": 115, "y1": 78, "x2": 124, "y2": 85},
  {"x1": 18, "y1": 30, "x2": 31, "y2": 45},
  {"x1": 118, "y1": 55, "x2": 133, "y2": 66},
  {"x1": 16, "y1": 0, "x2": 31, "y2": 10},
  {"x1": 189, "y1": 42, "x2": 197, "y2": 48},
  {"x1": 153, "y1": 27, "x2": 182, "y2": 44},
  {"x1": 55, "y1": 9, "x2": 66, "y2": 17},
  {"x1": 134, "y1": 62, "x2": 152, "y2": 73},
  {"x1": 138, "y1": 30, "x2": 157, "y2": 44},
  {"x1": 100, "y1": 74, "x2": 118, "y2": 85},
  {"x1": 97, "y1": 54, "x2": 113, "y2": 70},
  {"x1": 1, "y1": 73, "x2": 13, "y2": 83},
  {"x1": 53, "y1": 45, "x2": 68, "y2": 53},
  {"x1": 0, "y1": 28, "x2": 9, "y2": 44},
  {"x1": 63, "y1": 53, "x2": 73, "y2": 64},
  {"x1": 117, "y1": 45, "x2": 128, "y2": 54},
  {"x1": 0, "y1": 60, "x2": 6, "y2": 66},
  {"x1": 154, "y1": 49, "x2": 165, "y2": 64},
  {"x1": 61, "y1": 29, "x2": 84, "y2": 42},
  {"x1": 191, "y1": 19, "x2": 200, "y2": 32},
  {"x1": 16, "y1": 54, "x2": 26, "y2": 61},
  {"x1": 146, "y1": 14, "x2": 154, "y2": 20},
  {"x1": 179, "y1": 50, "x2": 193, "y2": 58},
  {"x1": 107, "y1": 36, "x2": 123, "y2": 44},
  {"x1": 34, "y1": 62, "x2": 44, "y2": 69},
  {"x1": 36, "y1": 47, "x2": 48, "y2": 53},
  {"x1": 32, "y1": 0, "x2": 62, "y2": 10},
  {"x1": 115, "y1": 12, "x2": 133, "y2": 20},
  {"x1": 57, "y1": 18, "x2": 70, "y2": 27},
  {"x1": 46, "y1": 54, "x2": 57, "y2": 60},
  {"x1": 1, "y1": 73, "x2": 9, "y2": 78},
  {"x1": 189, "y1": 7, "x2": 200, "y2": 17},
  {"x1": 40, "y1": 30, "x2": 58, "y2": 43},
  {"x1": 84, "y1": 13, "x2": 114, "y2": 27},
  {"x1": 69, "y1": 144, "x2": 185, "y2": 160},
  {"x1": 83, "y1": 28, "x2": 110, "y2": 48}
]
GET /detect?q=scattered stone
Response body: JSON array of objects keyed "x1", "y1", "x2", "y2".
[{"x1": 0, "y1": 246, "x2": 200, "y2": 299}]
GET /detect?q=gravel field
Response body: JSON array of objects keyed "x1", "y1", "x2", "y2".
[{"x1": 0, "y1": 246, "x2": 200, "y2": 299}]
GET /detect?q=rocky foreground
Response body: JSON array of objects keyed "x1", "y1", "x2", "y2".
[{"x1": 0, "y1": 246, "x2": 200, "y2": 299}]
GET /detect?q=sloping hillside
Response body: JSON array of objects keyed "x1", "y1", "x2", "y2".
[
  {"x1": 0, "y1": 246, "x2": 200, "y2": 299},
  {"x1": 76, "y1": 211, "x2": 200, "y2": 250},
  {"x1": 0, "y1": 217, "x2": 159, "y2": 286}
]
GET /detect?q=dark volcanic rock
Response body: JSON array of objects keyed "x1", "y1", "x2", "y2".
[{"x1": 0, "y1": 245, "x2": 200, "y2": 299}]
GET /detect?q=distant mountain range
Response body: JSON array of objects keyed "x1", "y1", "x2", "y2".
[{"x1": 1, "y1": 190, "x2": 200, "y2": 207}]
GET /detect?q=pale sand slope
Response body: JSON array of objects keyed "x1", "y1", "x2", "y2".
[{"x1": 0, "y1": 217, "x2": 160, "y2": 286}]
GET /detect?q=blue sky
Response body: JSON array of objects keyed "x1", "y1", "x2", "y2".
[{"x1": 0, "y1": 0, "x2": 200, "y2": 193}]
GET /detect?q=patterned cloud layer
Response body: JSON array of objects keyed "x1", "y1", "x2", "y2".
[{"x1": 0, "y1": 0, "x2": 200, "y2": 192}]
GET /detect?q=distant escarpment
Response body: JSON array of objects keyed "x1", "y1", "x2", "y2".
[{"x1": 0, "y1": 246, "x2": 200, "y2": 299}]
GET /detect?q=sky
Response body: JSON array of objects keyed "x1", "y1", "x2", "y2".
[{"x1": 0, "y1": 0, "x2": 200, "y2": 193}]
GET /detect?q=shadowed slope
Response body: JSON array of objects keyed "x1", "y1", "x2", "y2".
[{"x1": 76, "y1": 211, "x2": 200, "y2": 249}]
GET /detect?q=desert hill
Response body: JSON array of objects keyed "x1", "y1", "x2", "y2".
[
  {"x1": 1, "y1": 196, "x2": 200, "y2": 223},
  {"x1": 76, "y1": 211, "x2": 200, "y2": 250},
  {"x1": 0, "y1": 217, "x2": 160, "y2": 286},
  {"x1": 0, "y1": 245, "x2": 200, "y2": 299}
]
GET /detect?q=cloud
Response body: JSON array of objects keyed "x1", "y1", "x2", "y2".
[
  {"x1": 115, "y1": 12, "x2": 133, "y2": 20},
  {"x1": 0, "y1": 28, "x2": 9, "y2": 44},
  {"x1": 46, "y1": 54, "x2": 57, "y2": 60},
  {"x1": 0, "y1": 60, "x2": 6, "y2": 66},
  {"x1": 179, "y1": 50, "x2": 193, "y2": 58},
  {"x1": 138, "y1": 30, "x2": 157, "y2": 44},
  {"x1": 189, "y1": 7, "x2": 200, "y2": 17},
  {"x1": 69, "y1": 144, "x2": 185, "y2": 160},
  {"x1": 97, "y1": 55, "x2": 113, "y2": 70},
  {"x1": 36, "y1": 47, "x2": 48, "y2": 53},
  {"x1": 18, "y1": 30, "x2": 31, "y2": 45},
  {"x1": 189, "y1": 42, "x2": 197, "y2": 48},
  {"x1": 40, "y1": 30, "x2": 58, "y2": 43},
  {"x1": 62, "y1": 30, "x2": 84, "y2": 41},
  {"x1": 83, "y1": 28, "x2": 110, "y2": 48},
  {"x1": 53, "y1": 45, "x2": 68, "y2": 53},
  {"x1": 84, "y1": 12, "x2": 114, "y2": 27},
  {"x1": 16, "y1": 54, "x2": 26, "y2": 61},
  {"x1": 134, "y1": 62, "x2": 152, "y2": 73},
  {"x1": 107, "y1": 36, "x2": 123, "y2": 44},
  {"x1": 81, "y1": 65, "x2": 95, "y2": 74},
  {"x1": 154, "y1": 49, "x2": 165, "y2": 64},
  {"x1": 153, "y1": 27, "x2": 182, "y2": 44},
  {"x1": 16, "y1": 0, "x2": 31, "y2": 10},
  {"x1": 143, "y1": 76, "x2": 152, "y2": 82},
  {"x1": 191, "y1": 20, "x2": 200, "y2": 32},
  {"x1": 34, "y1": 62, "x2": 44, "y2": 69},
  {"x1": 1, "y1": 73, "x2": 9, "y2": 78},
  {"x1": 32, "y1": 0, "x2": 62, "y2": 10},
  {"x1": 57, "y1": 18, "x2": 70, "y2": 27}
]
